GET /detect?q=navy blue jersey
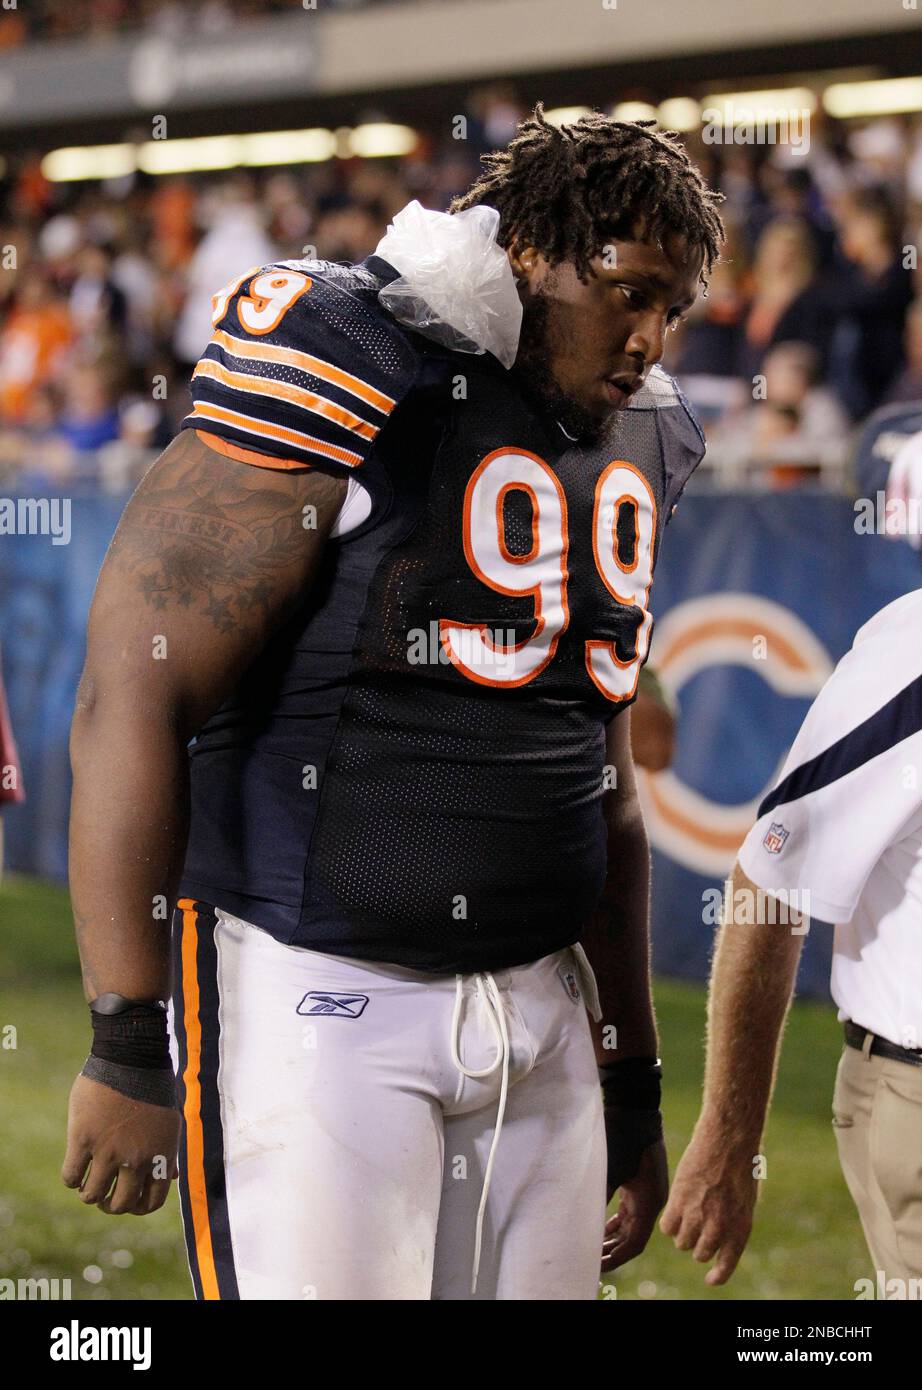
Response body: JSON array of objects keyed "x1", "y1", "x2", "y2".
[{"x1": 179, "y1": 254, "x2": 705, "y2": 971}]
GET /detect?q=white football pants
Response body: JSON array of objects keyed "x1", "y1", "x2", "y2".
[{"x1": 169, "y1": 899, "x2": 607, "y2": 1301}]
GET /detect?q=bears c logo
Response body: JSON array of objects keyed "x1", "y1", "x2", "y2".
[{"x1": 636, "y1": 594, "x2": 833, "y2": 876}]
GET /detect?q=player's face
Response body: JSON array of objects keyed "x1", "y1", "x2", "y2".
[{"x1": 510, "y1": 232, "x2": 703, "y2": 442}]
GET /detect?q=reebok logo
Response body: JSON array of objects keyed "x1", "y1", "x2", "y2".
[{"x1": 296, "y1": 992, "x2": 369, "y2": 1018}]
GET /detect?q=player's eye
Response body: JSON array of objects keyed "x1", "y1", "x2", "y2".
[{"x1": 618, "y1": 285, "x2": 647, "y2": 309}]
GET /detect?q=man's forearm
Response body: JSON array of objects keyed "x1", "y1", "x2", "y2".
[
  {"x1": 698, "y1": 862, "x2": 805, "y2": 1155},
  {"x1": 69, "y1": 679, "x2": 190, "y2": 1002},
  {"x1": 582, "y1": 806, "x2": 657, "y2": 1065}
]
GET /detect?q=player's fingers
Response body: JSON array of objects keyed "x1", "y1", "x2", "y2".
[
  {"x1": 659, "y1": 1196, "x2": 684, "y2": 1236},
  {"x1": 98, "y1": 1165, "x2": 146, "y2": 1215},
  {"x1": 692, "y1": 1222, "x2": 723, "y2": 1264},
  {"x1": 61, "y1": 1143, "x2": 92, "y2": 1190},
  {"x1": 139, "y1": 1176, "x2": 172, "y2": 1215},
  {"x1": 78, "y1": 1155, "x2": 118, "y2": 1205},
  {"x1": 122, "y1": 1173, "x2": 169, "y2": 1217},
  {"x1": 604, "y1": 1209, "x2": 624, "y2": 1237},
  {"x1": 601, "y1": 1226, "x2": 647, "y2": 1272},
  {"x1": 670, "y1": 1210, "x2": 703, "y2": 1251},
  {"x1": 705, "y1": 1238, "x2": 747, "y2": 1286}
]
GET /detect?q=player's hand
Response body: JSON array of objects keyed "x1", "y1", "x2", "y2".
[
  {"x1": 61, "y1": 1074, "x2": 180, "y2": 1216},
  {"x1": 659, "y1": 1125, "x2": 757, "y2": 1285},
  {"x1": 600, "y1": 1138, "x2": 668, "y2": 1272}
]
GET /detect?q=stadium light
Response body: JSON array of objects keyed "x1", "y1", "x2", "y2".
[
  {"x1": 542, "y1": 106, "x2": 592, "y2": 126},
  {"x1": 138, "y1": 136, "x2": 247, "y2": 175},
  {"x1": 41, "y1": 144, "x2": 138, "y2": 182},
  {"x1": 702, "y1": 87, "x2": 817, "y2": 121},
  {"x1": 656, "y1": 98, "x2": 701, "y2": 132},
  {"x1": 238, "y1": 128, "x2": 336, "y2": 166},
  {"x1": 612, "y1": 102, "x2": 658, "y2": 123},
  {"x1": 347, "y1": 124, "x2": 418, "y2": 158},
  {"x1": 41, "y1": 125, "x2": 408, "y2": 182},
  {"x1": 823, "y1": 77, "x2": 922, "y2": 118}
]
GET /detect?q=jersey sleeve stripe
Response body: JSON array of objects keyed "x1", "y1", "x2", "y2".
[
  {"x1": 757, "y1": 670, "x2": 922, "y2": 819},
  {"x1": 192, "y1": 358, "x2": 379, "y2": 442},
  {"x1": 211, "y1": 328, "x2": 396, "y2": 414},
  {"x1": 187, "y1": 402, "x2": 365, "y2": 467},
  {"x1": 194, "y1": 429, "x2": 310, "y2": 471}
]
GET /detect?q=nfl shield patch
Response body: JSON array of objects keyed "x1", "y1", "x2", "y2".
[
  {"x1": 763, "y1": 822, "x2": 790, "y2": 855},
  {"x1": 557, "y1": 964, "x2": 581, "y2": 1004}
]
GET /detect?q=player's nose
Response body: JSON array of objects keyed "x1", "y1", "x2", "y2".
[{"x1": 625, "y1": 313, "x2": 667, "y2": 368}]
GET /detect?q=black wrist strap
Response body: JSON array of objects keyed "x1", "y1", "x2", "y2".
[
  {"x1": 89, "y1": 993, "x2": 166, "y2": 1015},
  {"x1": 81, "y1": 1055, "x2": 177, "y2": 1110},
  {"x1": 599, "y1": 1056, "x2": 663, "y2": 1110},
  {"x1": 603, "y1": 1107, "x2": 664, "y2": 1191},
  {"x1": 88, "y1": 1002, "x2": 172, "y2": 1069},
  {"x1": 83, "y1": 999, "x2": 176, "y2": 1109}
]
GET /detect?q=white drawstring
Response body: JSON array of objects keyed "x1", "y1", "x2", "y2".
[{"x1": 449, "y1": 972, "x2": 511, "y2": 1295}]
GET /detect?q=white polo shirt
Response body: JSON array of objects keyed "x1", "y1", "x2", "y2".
[{"x1": 738, "y1": 588, "x2": 922, "y2": 1050}]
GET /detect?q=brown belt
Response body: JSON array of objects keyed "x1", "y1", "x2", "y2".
[{"x1": 844, "y1": 1019, "x2": 922, "y2": 1068}]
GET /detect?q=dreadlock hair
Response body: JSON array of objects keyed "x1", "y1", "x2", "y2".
[{"x1": 449, "y1": 102, "x2": 725, "y2": 288}]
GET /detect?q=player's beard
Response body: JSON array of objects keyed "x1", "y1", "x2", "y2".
[{"x1": 511, "y1": 283, "x2": 617, "y2": 446}]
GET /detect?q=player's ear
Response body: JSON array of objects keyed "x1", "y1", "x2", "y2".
[{"x1": 507, "y1": 241, "x2": 541, "y2": 285}]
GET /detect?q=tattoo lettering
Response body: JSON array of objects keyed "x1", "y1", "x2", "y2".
[{"x1": 108, "y1": 430, "x2": 344, "y2": 634}]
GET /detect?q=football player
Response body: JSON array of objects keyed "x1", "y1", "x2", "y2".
[{"x1": 63, "y1": 106, "x2": 723, "y2": 1300}]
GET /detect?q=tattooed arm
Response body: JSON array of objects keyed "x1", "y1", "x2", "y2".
[
  {"x1": 68, "y1": 429, "x2": 345, "y2": 1002},
  {"x1": 63, "y1": 431, "x2": 345, "y2": 1215}
]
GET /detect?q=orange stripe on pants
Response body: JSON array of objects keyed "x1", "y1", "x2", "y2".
[{"x1": 178, "y1": 897, "x2": 221, "y2": 1301}]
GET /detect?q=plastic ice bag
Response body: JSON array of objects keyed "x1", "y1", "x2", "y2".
[{"x1": 375, "y1": 200, "x2": 522, "y2": 369}]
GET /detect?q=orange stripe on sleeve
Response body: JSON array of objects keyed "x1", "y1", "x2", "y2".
[
  {"x1": 195, "y1": 429, "x2": 311, "y2": 471},
  {"x1": 178, "y1": 898, "x2": 221, "y2": 1302},
  {"x1": 211, "y1": 328, "x2": 396, "y2": 414},
  {"x1": 187, "y1": 402, "x2": 364, "y2": 467},
  {"x1": 192, "y1": 358, "x2": 379, "y2": 441}
]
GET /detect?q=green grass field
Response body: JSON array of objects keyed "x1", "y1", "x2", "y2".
[{"x1": 0, "y1": 872, "x2": 869, "y2": 1301}]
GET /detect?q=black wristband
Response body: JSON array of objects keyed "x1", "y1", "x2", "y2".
[
  {"x1": 603, "y1": 1107, "x2": 664, "y2": 1191},
  {"x1": 598, "y1": 1056, "x2": 662, "y2": 1110},
  {"x1": 89, "y1": 1002, "x2": 171, "y2": 1070},
  {"x1": 89, "y1": 992, "x2": 166, "y2": 1016},
  {"x1": 81, "y1": 1055, "x2": 177, "y2": 1109}
]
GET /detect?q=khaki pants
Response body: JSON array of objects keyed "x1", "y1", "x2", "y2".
[{"x1": 832, "y1": 1042, "x2": 922, "y2": 1281}]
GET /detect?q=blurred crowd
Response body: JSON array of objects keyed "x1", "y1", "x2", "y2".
[
  {"x1": 675, "y1": 121, "x2": 922, "y2": 485},
  {"x1": 0, "y1": 0, "x2": 386, "y2": 48},
  {"x1": 0, "y1": 87, "x2": 920, "y2": 494}
]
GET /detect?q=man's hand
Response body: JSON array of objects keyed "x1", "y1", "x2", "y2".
[
  {"x1": 601, "y1": 1137, "x2": 669, "y2": 1272},
  {"x1": 659, "y1": 1123, "x2": 758, "y2": 1285},
  {"x1": 62, "y1": 1074, "x2": 180, "y2": 1216}
]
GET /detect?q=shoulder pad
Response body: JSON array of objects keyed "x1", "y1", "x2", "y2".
[{"x1": 183, "y1": 259, "x2": 419, "y2": 474}]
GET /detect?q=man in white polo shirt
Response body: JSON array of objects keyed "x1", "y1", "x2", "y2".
[{"x1": 660, "y1": 588, "x2": 922, "y2": 1288}]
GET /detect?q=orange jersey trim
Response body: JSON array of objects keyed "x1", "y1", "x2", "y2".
[
  {"x1": 194, "y1": 429, "x2": 310, "y2": 471},
  {"x1": 177, "y1": 898, "x2": 221, "y2": 1302},
  {"x1": 187, "y1": 402, "x2": 364, "y2": 468},
  {"x1": 211, "y1": 328, "x2": 396, "y2": 414},
  {"x1": 192, "y1": 357, "x2": 378, "y2": 442}
]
